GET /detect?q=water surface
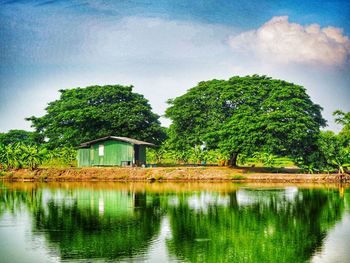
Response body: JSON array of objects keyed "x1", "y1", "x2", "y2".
[{"x1": 0, "y1": 182, "x2": 349, "y2": 263}]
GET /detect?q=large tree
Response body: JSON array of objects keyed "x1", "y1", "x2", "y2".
[
  {"x1": 165, "y1": 75, "x2": 326, "y2": 166},
  {"x1": 27, "y1": 85, "x2": 166, "y2": 148}
]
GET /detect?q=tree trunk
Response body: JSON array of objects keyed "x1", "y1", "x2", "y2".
[
  {"x1": 228, "y1": 153, "x2": 238, "y2": 167},
  {"x1": 229, "y1": 191, "x2": 239, "y2": 208}
]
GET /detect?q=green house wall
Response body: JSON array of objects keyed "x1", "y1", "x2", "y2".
[
  {"x1": 77, "y1": 148, "x2": 91, "y2": 167},
  {"x1": 77, "y1": 139, "x2": 147, "y2": 167},
  {"x1": 92, "y1": 140, "x2": 134, "y2": 166}
]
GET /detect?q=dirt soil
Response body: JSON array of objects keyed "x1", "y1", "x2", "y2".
[{"x1": 1, "y1": 166, "x2": 349, "y2": 182}]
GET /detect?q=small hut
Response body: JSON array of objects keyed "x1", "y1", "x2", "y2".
[{"x1": 77, "y1": 136, "x2": 155, "y2": 167}]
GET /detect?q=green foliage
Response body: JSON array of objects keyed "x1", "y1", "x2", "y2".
[
  {"x1": 300, "y1": 163, "x2": 319, "y2": 174},
  {"x1": 331, "y1": 158, "x2": 349, "y2": 174},
  {"x1": 147, "y1": 145, "x2": 227, "y2": 165},
  {"x1": 0, "y1": 143, "x2": 77, "y2": 170},
  {"x1": 236, "y1": 154, "x2": 248, "y2": 166},
  {"x1": 333, "y1": 110, "x2": 350, "y2": 147},
  {"x1": 230, "y1": 174, "x2": 246, "y2": 180},
  {"x1": 26, "y1": 85, "x2": 166, "y2": 149},
  {"x1": 50, "y1": 147, "x2": 77, "y2": 166},
  {"x1": 253, "y1": 152, "x2": 279, "y2": 167},
  {"x1": 146, "y1": 147, "x2": 167, "y2": 164},
  {"x1": 0, "y1": 130, "x2": 42, "y2": 145},
  {"x1": 308, "y1": 120, "x2": 350, "y2": 174},
  {"x1": 0, "y1": 143, "x2": 48, "y2": 170},
  {"x1": 165, "y1": 75, "x2": 325, "y2": 166}
]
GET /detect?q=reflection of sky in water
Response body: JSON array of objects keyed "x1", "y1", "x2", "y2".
[
  {"x1": 187, "y1": 192, "x2": 230, "y2": 212},
  {"x1": 168, "y1": 187, "x2": 300, "y2": 210},
  {"x1": 0, "y1": 212, "x2": 59, "y2": 263},
  {"x1": 168, "y1": 192, "x2": 230, "y2": 212},
  {"x1": 312, "y1": 214, "x2": 350, "y2": 263},
  {"x1": 237, "y1": 187, "x2": 299, "y2": 206}
]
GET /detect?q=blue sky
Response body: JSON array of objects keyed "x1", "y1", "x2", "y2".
[{"x1": 0, "y1": 0, "x2": 349, "y2": 132}]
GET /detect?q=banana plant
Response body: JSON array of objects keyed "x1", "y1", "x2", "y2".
[
  {"x1": 0, "y1": 144, "x2": 6, "y2": 170},
  {"x1": 321, "y1": 166, "x2": 335, "y2": 175},
  {"x1": 153, "y1": 148, "x2": 166, "y2": 164},
  {"x1": 21, "y1": 145, "x2": 49, "y2": 170},
  {"x1": 331, "y1": 158, "x2": 350, "y2": 174},
  {"x1": 0, "y1": 143, "x2": 50, "y2": 170},
  {"x1": 301, "y1": 163, "x2": 318, "y2": 174},
  {"x1": 58, "y1": 146, "x2": 77, "y2": 165}
]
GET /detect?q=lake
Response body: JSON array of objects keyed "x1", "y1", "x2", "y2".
[{"x1": 0, "y1": 182, "x2": 349, "y2": 263}]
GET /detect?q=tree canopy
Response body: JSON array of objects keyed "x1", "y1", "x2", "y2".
[
  {"x1": 165, "y1": 75, "x2": 326, "y2": 166},
  {"x1": 333, "y1": 110, "x2": 350, "y2": 147},
  {"x1": 27, "y1": 85, "x2": 166, "y2": 148},
  {"x1": 0, "y1": 130, "x2": 42, "y2": 145}
]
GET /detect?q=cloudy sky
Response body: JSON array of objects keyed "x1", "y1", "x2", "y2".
[{"x1": 1, "y1": 0, "x2": 349, "y2": 132}]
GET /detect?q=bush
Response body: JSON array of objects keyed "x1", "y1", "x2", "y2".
[{"x1": 0, "y1": 143, "x2": 77, "y2": 170}]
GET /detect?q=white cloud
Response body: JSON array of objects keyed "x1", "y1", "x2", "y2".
[{"x1": 229, "y1": 16, "x2": 350, "y2": 65}]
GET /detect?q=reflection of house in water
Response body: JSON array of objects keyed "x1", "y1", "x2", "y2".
[
  {"x1": 46, "y1": 189, "x2": 150, "y2": 216},
  {"x1": 75, "y1": 189, "x2": 135, "y2": 217}
]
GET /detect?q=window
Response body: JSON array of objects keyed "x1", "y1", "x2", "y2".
[{"x1": 98, "y1": 144, "x2": 104, "y2": 156}]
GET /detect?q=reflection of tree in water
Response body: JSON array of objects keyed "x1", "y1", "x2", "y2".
[
  {"x1": 0, "y1": 184, "x2": 42, "y2": 216},
  {"x1": 166, "y1": 189, "x2": 345, "y2": 263},
  {"x1": 1, "y1": 184, "x2": 350, "y2": 262},
  {"x1": 345, "y1": 188, "x2": 350, "y2": 211},
  {"x1": 33, "y1": 190, "x2": 162, "y2": 261},
  {"x1": 0, "y1": 186, "x2": 162, "y2": 261}
]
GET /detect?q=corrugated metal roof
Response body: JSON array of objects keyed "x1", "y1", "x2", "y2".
[{"x1": 79, "y1": 136, "x2": 156, "y2": 147}]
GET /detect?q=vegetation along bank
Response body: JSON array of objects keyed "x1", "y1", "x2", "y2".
[{"x1": 0, "y1": 75, "x2": 349, "y2": 180}]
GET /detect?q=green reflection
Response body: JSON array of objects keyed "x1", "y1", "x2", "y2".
[
  {"x1": 35, "y1": 191, "x2": 162, "y2": 260},
  {"x1": 0, "y1": 184, "x2": 35, "y2": 216},
  {"x1": 0, "y1": 185, "x2": 162, "y2": 261},
  {"x1": 166, "y1": 189, "x2": 345, "y2": 263},
  {"x1": 0, "y1": 183, "x2": 349, "y2": 263}
]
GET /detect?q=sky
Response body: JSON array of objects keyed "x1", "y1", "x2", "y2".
[{"x1": 0, "y1": 0, "x2": 349, "y2": 132}]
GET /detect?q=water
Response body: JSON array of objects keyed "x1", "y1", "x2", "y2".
[{"x1": 0, "y1": 182, "x2": 350, "y2": 263}]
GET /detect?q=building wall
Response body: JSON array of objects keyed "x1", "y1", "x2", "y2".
[
  {"x1": 77, "y1": 140, "x2": 149, "y2": 167},
  {"x1": 91, "y1": 140, "x2": 134, "y2": 166},
  {"x1": 77, "y1": 148, "x2": 91, "y2": 167}
]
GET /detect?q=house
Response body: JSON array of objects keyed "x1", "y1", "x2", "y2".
[{"x1": 77, "y1": 136, "x2": 156, "y2": 167}]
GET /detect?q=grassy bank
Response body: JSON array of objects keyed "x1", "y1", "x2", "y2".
[{"x1": 1, "y1": 166, "x2": 349, "y2": 182}]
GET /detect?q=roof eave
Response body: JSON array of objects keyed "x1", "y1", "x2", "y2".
[{"x1": 79, "y1": 136, "x2": 157, "y2": 147}]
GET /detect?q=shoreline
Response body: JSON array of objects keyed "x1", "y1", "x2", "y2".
[{"x1": 1, "y1": 166, "x2": 349, "y2": 183}]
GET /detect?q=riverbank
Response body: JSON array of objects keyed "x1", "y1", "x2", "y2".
[{"x1": 1, "y1": 166, "x2": 349, "y2": 182}]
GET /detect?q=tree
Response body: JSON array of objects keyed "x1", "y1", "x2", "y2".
[
  {"x1": 333, "y1": 110, "x2": 350, "y2": 147},
  {"x1": 0, "y1": 130, "x2": 42, "y2": 145},
  {"x1": 27, "y1": 85, "x2": 166, "y2": 148},
  {"x1": 165, "y1": 75, "x2": 326, "y2": 166},
  {"x1": 310, "y1": 114, "x2": 350, "y2": 174}
]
